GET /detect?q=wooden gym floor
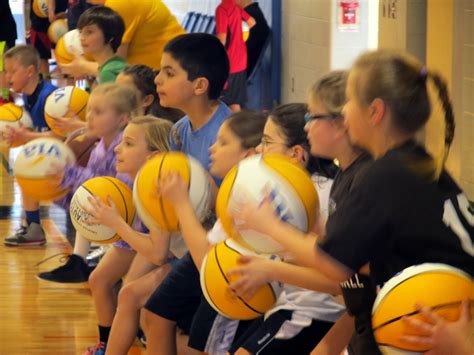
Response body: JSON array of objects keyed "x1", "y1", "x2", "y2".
[{"x1": 0, "y1": 145, "x2": 146, "y2": 354}]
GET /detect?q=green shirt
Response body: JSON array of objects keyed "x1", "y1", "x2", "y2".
[{"x1": 98, "y1": 56, "x2": 127, "y2": 83}]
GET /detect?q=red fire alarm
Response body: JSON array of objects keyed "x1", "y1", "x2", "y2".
[{"x1": 338, "y1": 0, "x2": 359, "y2": 32}]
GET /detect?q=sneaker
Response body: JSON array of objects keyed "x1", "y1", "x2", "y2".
[
  {"x1": 83, "y1": 342, "x2": 106, "y2": 355},
  {"x1": 4, "y1": 223, "x2": 46, "y2": 246},
  {"x1": 37, "y1": 254, "x2": 91, "y2": 283},
  {"x1": 86, "y1": 245, "x2": 108, "y2": 267}
]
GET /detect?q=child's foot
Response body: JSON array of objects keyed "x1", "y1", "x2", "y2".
[
  {"x1": 83, "y1": 341, "x2": 106, "y2": 355},
  {"x1": 4, "y1": 223, "x2": 46, "y2": 246},
  {"x1": 37, "y1": 254, "x2": 92, "y2": 283}
]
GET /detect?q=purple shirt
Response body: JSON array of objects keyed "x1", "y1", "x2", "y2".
[{"x1": 55, "y1": 132, "x2": 124, "y2": 209}]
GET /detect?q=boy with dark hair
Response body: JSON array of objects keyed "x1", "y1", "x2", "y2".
[
  {"x1": 3, "y1": 45, "x2": 58, "y2": 246},
  {"x1": 141, "y1": 33, "x2": 231, "y2": 354},
  {"x1": 74, "y1": 6, "x2": 126, "y2": 83},
  {"x1": 215, "y1": 0, "x2": 255, "y2": 111}
]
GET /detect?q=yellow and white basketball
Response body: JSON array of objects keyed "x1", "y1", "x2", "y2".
[
  {"x1": 48, "y1": 19, "x2": 68, "y2": 44},
  {"x1": 44, "y1": 86, "x2": 89, "y2": 136},
  {"x1": 133, "y1": 152, "x2": 212, "y2": 232},
  {"x1": 13, "y1": 138, "x2": 76, "y2": 201},
  {"x1": 216, "y1": 153, "x2": 319, "y2": 254},
  {"x1": 201, "y1": 238, "x2": 282, "y2": 320},
  {"x1": 242, "y1": 21, "x2": 250, "y2": 42},
  {"x1": 372, "y1": 263, "x2": 474, "y2": 354},
  {"x1": 55, "y1": 29, "x2": 93, "y2": 65},
  {"x1": 0, "y1": 103, "x2": 33, "y2": 147},
  {"x1": 70, "y1": 177, "x2": 135, "y2": 244},
  {"x1": 32, "y1": 0, "x2": 48, "y2": 18}
]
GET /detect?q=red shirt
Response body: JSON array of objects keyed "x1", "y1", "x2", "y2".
[{"x1": 215, "y1": 0, "x2": 251, "y2": 73}]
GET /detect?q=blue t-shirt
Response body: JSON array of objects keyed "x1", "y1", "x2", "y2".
[
  {"x1": 170, "y1": 101, "x2": 231, "y2": 186},
  {"x1": 23, "y1": 80, "x2": 57, "y2": 131}
]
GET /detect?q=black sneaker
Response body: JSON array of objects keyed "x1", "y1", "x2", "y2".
[{"x1": 37, "y1": 254, "x2": 92, "y2": 283}]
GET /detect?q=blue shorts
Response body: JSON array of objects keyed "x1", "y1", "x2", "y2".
[{"x1": 144, "y1": 252, "x2": 202, "y2": 334}]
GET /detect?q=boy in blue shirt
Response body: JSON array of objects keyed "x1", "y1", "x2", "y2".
[
  {"x1": 141, "y1": 33, "x2": 231, "y2": 355},
  {"x1": 3, "y1": 45, "x2": 58, "y2": 246}
]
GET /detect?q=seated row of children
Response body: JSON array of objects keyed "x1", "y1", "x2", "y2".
[{"x1": 2, "y1": 10, "x2": 472, "y2": 355}]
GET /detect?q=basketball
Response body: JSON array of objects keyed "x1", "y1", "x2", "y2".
[
  {"x1": 55, "y1": 29, "x2": 94, "y2": 65},
  {"x1": 0, "y1": 103, "x2": 33, "y2": 147},
  {"x1": 133, "y1": 152, "x2": 212, "y2": 232},
  {"x1": 44, "y1": 86, "x2": 89, "y2": 136},
  {"x1": 65, "y1": 129, "x2": 98, "y2": 167},
  {"x1": 200, "y1": 238, "x2": 282, "y2": 320},
  {"x1": 372, "y1": 263, "x2": 474, "y2": 354},
  {"x1": 70, "y1": 177, "x2": 135, "y2": 244},
  {"x1": 32, "y1": 0, "x2": 48, "y2": 18},
  {"x1": 48, "y1": 19, "x2": 68, "y2": 44},
  {"x1": 242, "y1": 21, "x2": 250, "y2": 42},
  {"x1": 13, "y1": 138, "x2": 76, "y2": 201},
  {"x1": 216, "y1": 153, "x2": 319, "y2": 254}
]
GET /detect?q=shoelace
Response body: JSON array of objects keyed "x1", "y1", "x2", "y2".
[{"x1": 35, "y1": 253, "x2": 70, "y2": 267}]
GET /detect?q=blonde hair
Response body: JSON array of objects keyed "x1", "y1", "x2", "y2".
[
  {"x1": 4, "y1": 45, "x2": 40, "y2": 72},
  {"x1": 309, "y1": 70, "x2": 348, "y2": 115},
  {"x1": 350, "y1": 50, "x2": 455, "y2": 180},
  {"x1": 91, "y1": 83, "x2": 141, "y2": 118},
  {"x1": 129, "y1": 116, "x2": 172, "y2": 153}
]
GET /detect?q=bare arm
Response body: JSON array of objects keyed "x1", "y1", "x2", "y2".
[
  {"x1": 160, "y1": 172, "x2": 211, "y2": 269},
  {"x1": 228, "y1": 255, "x2": 341, "y2": 300},
  {"x1": 216, "y1": 33, "x2": 226, "y2": 46},
  {"x1": 311, "y1": 313, "x2": 354, "y2": 355},
  {"x1": 233, "y1": 197, "x2": 353, "y2": 282},
  {"x1": 246, "y1": 17, "x2": 256, "y2": 29},
  {"x1": 84, "y1": 196, "x2": 171, "y2": 266}
]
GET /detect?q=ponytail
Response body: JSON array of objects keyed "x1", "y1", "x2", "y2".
[{"x1": 428, "y1": 71, "x2": 455, "y2": 178}]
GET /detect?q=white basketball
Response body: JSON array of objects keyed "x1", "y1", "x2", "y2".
[
  {"x1": 13, "y1": 138, "x2": 76, "y2": 201},
  {"x1": 48, "y1": 19, "x2": 68, "y2": 43},
  {"x1": 216, "y1": 154, "x2": 319, "y2": 254},
  {"x1": 70, "y1": 177, "x2": 135, "y2": 244},
  {"x1": 44, "y1": 86, "x2": 89, "y2": 136}
]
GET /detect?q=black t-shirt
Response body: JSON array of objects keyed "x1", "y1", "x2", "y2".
[
  {"x1": 244, "y1": 2, "x2": 270, "y2": 76},
  {"x1": 0, "y1": 0, "x2": 17, "y2": 43},
  {"x1": 328, "y1": 153, "x2": 380, "y2": 354},
  {"x1": 321, "y1": 140, "x2": 474, "y2": 284},
  {"x1": 323, "y1": 142, "x2": 474, "y2": 354}
]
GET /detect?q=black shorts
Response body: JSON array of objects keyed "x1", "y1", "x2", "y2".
[
  {"x1": 188, "y1": 298, "x2": 252, "y2": 352},
  {"x1": 144, "y1": 252, "x2": 202, "y2": 334},
  {"x1": 29, "y1": 29, "x2": 51, "y2": 60},
  {"x1": 222, "y1": 70, "x2": 247, "y2": 106},
  {"x1": 229, "y1": 310, "x2": 334, "y2": 355}
]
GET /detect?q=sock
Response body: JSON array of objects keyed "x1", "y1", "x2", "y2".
[
  {"x1": 25, "y1": 210, "x2": 40, "y2": 225},
  {"x1": 98, "y1": 325, "x2": 111, "y2": 345},
  {"x1": 73, "y1": 233, "x2": 91, "y2": 260}
]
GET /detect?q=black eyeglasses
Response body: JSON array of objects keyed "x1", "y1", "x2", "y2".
[{"x1": 304, "y1": 112, "x2": 342, "y2": 124}]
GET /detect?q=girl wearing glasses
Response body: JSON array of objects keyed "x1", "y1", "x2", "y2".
[{"x1": 228, "y1": 101, "x2": 350, "y2": 353}]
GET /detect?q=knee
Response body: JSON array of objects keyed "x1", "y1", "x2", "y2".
[
  {"x1": 117, "y1": 283, "x2": 140, "y2": 309},
  {"x1": 88, "y1": 267, "x2": 112, "y2": 293}
]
